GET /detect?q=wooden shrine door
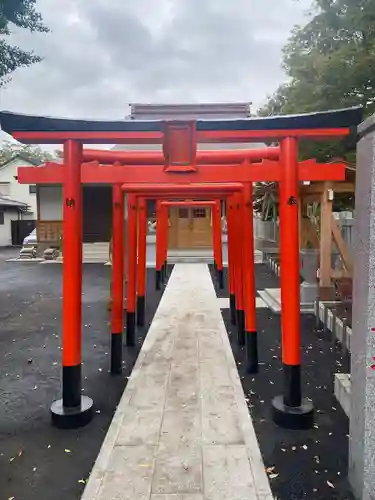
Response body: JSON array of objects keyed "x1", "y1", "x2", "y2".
[{"x1": 169, "y1": 207, "x2": 212, "y2": 249}]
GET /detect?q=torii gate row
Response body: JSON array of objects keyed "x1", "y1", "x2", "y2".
[
  {"x1": 125, "y1": 199, "x2": 224, "y2": 336},
  {"x1": 1, "y1": 106, "x2": 362, "y2": 432},
  {"x1": 120, "y1": 183, "x2": 253, "y2": 346}
]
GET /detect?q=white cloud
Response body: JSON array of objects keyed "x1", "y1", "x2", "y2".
[{"x1": 1, "y1": 0, "x2": 312, "y2": 125}]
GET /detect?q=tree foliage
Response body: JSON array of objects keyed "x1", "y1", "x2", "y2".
[
  {"x1": 259, "y1": 0, "x2": 375, "y2": 165},
  {"x1": 0, "y1": 140, "x2": 56, "y2": 166},
  {"x1": 0, "y1": 0, "x2": 49, "y2": 86}
]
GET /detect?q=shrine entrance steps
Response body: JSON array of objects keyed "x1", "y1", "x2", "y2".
[{"x1": 82, "y1": 263, "x2": 273, "y2": 500}]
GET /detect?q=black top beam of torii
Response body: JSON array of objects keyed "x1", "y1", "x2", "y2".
[{"x1": 0, "y1": 106, "x2": 363, "y2": 145}]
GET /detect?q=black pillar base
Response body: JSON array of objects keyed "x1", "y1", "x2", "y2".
[
  {"x1": 246, "y1": 330, "x2": 258, "y2": 373},
  {"x1": 136, "y1": 296, "x2": 146, "y2": 327},
  {"x1": 218, "y1": 269, "x2": 224, "y2": 290},
  {"x1": 230, "y1": 294, "x2": 236, "y2": 325},
  {"x1": 162, "y1": 263, "x2": 167, "y2": 282},
  {"x1": 126, "y1": 311, "x2": 136, "y2": 346},
  {"x1": 237, "y1": 309, "x2": 245, "y2": 346},
  {"x1": 51, "y1": 395, "x2": 94, "y2": 429},
  {"x1": 155, "y1": 270, "x2": 162, "y2": 291},
  {"x1": 271, "y1": 395, "x2": 314, "y2": 430},
  {"x1": 110, "y1": 333, "x2": 123, "y2": 374}
]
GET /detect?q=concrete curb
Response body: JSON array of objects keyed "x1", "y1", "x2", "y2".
[
  {"x1": 334, "y1": 373, "x2": 351, "y2": 418},
  {"x1": 314, "y1": 300, "x2": 352, "y2": 353},
  {"x1": 264, "y1": 253, "x2": 280, "y2": 277}
]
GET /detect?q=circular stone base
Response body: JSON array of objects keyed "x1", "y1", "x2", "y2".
[
  {"x1": 50, "y1": 396, "x2": 94, "y2": 429},
  {"x1": 271, "y1": 394, "x2": 314, "y2": 430}
]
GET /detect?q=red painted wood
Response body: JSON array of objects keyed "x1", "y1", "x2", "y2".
[
  {"x1": 137, "y1": 198, "x2": 147, "y2": 299},
  {"x1": 126, "y1": 195, "x2": 138, "y2": 313},
  {"x1": 111, "y1": 185, "x2": 125, "y2": 334},
  {"x1": 12, "y1": 127, "x2": 350, "y2": 145},
  {"x1": 82, "y1": 147, "x2": 280, "y2": 164},
  {"x1": 279, "y1": 137, "x2": 301, "y2": 366},
  {"x1": 17, "y1": 159, "x2": 346, "y2": 185},
  {"x1": 62, "y1": 140, "x2": 83, "y2": 367}
]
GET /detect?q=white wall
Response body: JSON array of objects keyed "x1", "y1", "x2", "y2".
[
  {"x1": 0, "y1": 209, "x2": 17, "y2": 246},
  {"x1": 0, "y1": 157, "x2": 38, "y2": 216},
  {"x1": 39, "y1": 186, "x2": 63, "y2": 220}
]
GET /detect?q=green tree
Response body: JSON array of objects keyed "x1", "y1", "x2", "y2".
[
  {"x1": 259, "y1": 0, "x2": 375, "y2": 165},
  {"x1": 0, "y1": 0, "x2": 49, "y2": 86},
  {"x1": 0, "y1": 140, "x2": 56, "y2": 166}
]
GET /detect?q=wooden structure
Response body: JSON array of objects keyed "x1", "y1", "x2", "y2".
[{"x1": 254, "y1": 165, "x2": 355, "y2": 287}]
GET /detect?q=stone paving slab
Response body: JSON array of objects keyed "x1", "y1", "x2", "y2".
[{"x1": 82, "y1": 264, "x2": 273, "y2": 500}]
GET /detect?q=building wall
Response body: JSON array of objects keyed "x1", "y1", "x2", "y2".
[
  {"x1": 39, "y1": 185, "x2": 63, "y2": 220},
  {"x1": 0, "y1": 158, "x2": 38, "y2": 216},
  {"x1": 0, "y1": 209, "x2": 18, "y2": 246}
]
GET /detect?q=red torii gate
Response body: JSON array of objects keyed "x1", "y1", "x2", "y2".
[
  {"x1": 0, "y1": 106, "x2": 362, "y2": 431},
  {"x1": 159, "y1": 200, "x2": 223, "y2": 288},
  {"x1": 123, "y1": 186, "x2": 242, "y2": 353}
]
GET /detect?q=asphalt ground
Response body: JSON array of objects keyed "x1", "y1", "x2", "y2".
[
  {"x1": 0, "y1": 259, "x2": 172, "y2": 500},
  {"x1": 210, "y1": 264, "x2": 354, "y2": 500}
]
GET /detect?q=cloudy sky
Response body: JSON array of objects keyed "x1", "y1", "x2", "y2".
[{"x1": 1, "y1": 0, "x2": 312, "y2": 125}]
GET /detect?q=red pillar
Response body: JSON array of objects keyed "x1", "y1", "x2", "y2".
[
  {"x1": 137, "y1": 198, "x2": 147, "y2": 327},
  {"x1": 234, "y1": 192, "x2": 245, "y2": 345},
  {"x1": 213, "y1": 200, "x2": 224, "y2": 289},
  {"x1": 110, "y1": 184, "x2": 124, "y2": 373},
  {"x1": 226, "y1": 198, "x2": 236, "y2": 325},
  {"x1": 51, "y1": 140, "x2": 93, "y2": 429},
  {"x1": 161, "y1": 205, "x2": 169, "y2": 282},
  {"x1": 272, "y1": 137, "x2": 314, "y2": 429},
  {"x1": 242, "y1": 182, "x2": 258, "y2": 372},
  {"x1": 155, "y1": 201, "x2": 163, "y2": 290},
  {"x1": 126, "y1": 194, "x2": 137, "y2": 346}
]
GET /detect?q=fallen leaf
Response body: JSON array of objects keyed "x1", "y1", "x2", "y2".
[
  {"x1": 327, "y1": 480, "x2": 335, "y2": 489},
  {"x1": 265, "y1": 466, "x2": 275, "y2": 473},
  {"x1": 18, "y1": 449, "x2": 23, "y2": 457}
]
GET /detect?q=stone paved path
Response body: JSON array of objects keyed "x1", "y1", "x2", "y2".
[{"x1": 82, "y1": 264, "x2": 273, "y2": 500}]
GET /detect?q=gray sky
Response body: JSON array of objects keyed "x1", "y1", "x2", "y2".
[{"x1": 0, "y1": 0, "x2": 313, "y2": 149}]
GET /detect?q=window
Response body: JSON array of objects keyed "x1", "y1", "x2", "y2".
[
  {"x1": 193, "y1": 208, "x2": 206, "y2": 218},
  {"x1": 29, "y1": 185, "x2": 37, "y2": 194},
  {"x1": 178, "y1": 208, "x2": 189, "y2": 218},
  {"x1": 0, "y1": 211, "x2": 4, "y2": 225},
  {"x1": 0, "y1": 183, "x2": 10, "y2": 196}
]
